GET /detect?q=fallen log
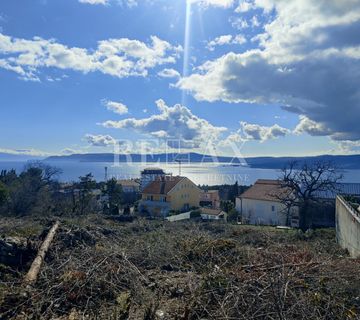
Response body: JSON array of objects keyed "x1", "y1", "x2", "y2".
[{"x1": 24, "y1": 221, "x2": 60, "y2": 285}]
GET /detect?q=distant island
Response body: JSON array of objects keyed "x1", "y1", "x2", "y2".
[
  {"x1": 42, "y1": 152, "x2": 360, "y2": 170},
  {"x1": 1, "y1": 152, "x2": 359, "y2": 170}
]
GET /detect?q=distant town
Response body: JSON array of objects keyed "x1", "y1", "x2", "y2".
[{"x1": 43, "y1": 163, "x2": 360, "y2": 258}]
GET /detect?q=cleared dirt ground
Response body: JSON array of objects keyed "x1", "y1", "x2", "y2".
[{"x1": 1, "y1": 215, "x2": 359, "y2": 319}]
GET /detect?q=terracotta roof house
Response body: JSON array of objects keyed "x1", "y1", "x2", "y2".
[
  {"x1": 139, "y1": 175, "x2": 201, "y2": 217},
  {"x1": 236, "y1": 179, "x2": 299, "y2": 227},
  {"x1": 199, "y1": 190, "x2": 220, "y2": 209},
  {"x1": 239, "y1": 179, "x2": 290, "y2": 201},
  {"x1": 200, "y1": 208, "x2": 227, "y2": 221},
  {"x1": 237, "y1": 180, "x2": 360, "y2": 228}
]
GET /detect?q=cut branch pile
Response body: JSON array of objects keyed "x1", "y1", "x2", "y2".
[{"x1": 0, "y1": 217, "x2": 359, "y2": 319}]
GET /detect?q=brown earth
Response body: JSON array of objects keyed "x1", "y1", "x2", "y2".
[{"x1": 0, "y1": 215, "x2": 359, "y2": 319}]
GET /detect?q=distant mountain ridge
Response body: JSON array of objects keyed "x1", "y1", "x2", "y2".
[{"x1": 44, "y1": 152, "x2": 360, "y2": 169}]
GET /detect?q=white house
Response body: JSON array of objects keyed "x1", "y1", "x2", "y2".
[{"x1": 236, "y1": 179, "x2": 298, "y2": 227}]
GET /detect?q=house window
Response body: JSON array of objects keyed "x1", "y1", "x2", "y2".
[{"x1": 271, "y1": 205, "x2": 275, "y2": 212}]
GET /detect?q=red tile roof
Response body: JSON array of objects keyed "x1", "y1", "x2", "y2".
[
  {"x1": 239, "y1": 179, "x2": 288, "y2": 202},
  {"x1": 142, "y1": 176, "x2": 184, "y2": 195}
]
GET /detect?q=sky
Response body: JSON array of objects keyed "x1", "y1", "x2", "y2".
[{"x1": 0, "y1": 0, "x2": 359, "y2": 158}]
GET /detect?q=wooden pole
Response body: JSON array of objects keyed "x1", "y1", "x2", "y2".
[{"x1": 24, "y1": 221, "x2": 60, "y2": 285}]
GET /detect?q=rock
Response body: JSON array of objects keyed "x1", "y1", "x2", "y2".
[
  {"x1": 0, "y1": 236, "x2": 34, "y2": 268},
  {"x1": 155, "y1": 309, "x2": 165, "y2": 319}
]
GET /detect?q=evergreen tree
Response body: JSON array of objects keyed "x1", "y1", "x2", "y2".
[
  {"x1": 105, "y1": 178, "x2": 123, "y2": 215},
  {"x1": 78, "y1": 173, "x2": 97, "y2": 215},
  {"x1": 0, "y1": 182, "x2": 8, "y2": 207}
]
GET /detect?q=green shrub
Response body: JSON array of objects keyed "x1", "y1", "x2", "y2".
[
  {"x1": 227, "y1": 208, "x2": 238, "y2": 222},
  {"x1": 190, "y1": 210, "x2": 201, "y2": 219}
]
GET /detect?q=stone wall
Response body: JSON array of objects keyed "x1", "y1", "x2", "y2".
[{"x1": 336, "y1": 196, "x2": 360, "y2": 258}]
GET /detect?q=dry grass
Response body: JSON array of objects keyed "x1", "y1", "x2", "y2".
[{"x1": 1, "y1": 215, "x2": 359, "y2": 319}]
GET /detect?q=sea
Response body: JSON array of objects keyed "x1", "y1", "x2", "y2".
[{"x1": 1, "y1": 161, "x2": 360, "y2": 186}]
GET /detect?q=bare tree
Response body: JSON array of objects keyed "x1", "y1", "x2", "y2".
[
  {"x1": 24, "y1": 161, "x2": 62, "y2": 184},
  {"x1": 278, "y1": 161, "x2": 343, "y2": 231},
  {"x1": 0, "y1": 163, "x2": 63, "y2": 216}
]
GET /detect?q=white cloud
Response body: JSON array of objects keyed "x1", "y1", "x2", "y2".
[
  {"x1": 337, "y1": 140, "x2": 360, "y2": 154},
  {"x1": 233, "y1": 34, "x2": 247, "y2": 44},
  {"x1": 102, "y1": 99, "x2": 227, "y2": 149},
  {"x1": 294, "y1": 116, "x2": 331, "y2": 137},
  {"x1": 0, "y1": 33, "x2": 182, "y2": 80},
  {"x1": 229, "y1": 17, "x2": 249, "y2": 29},
  {"x1": 251, "y1": 15, "x2": 260, "y2": 27},
  {"x1": 60, "y1": 148, "x2": 79, "y2": 155},
  {"x1": 0, "y1": 148, "x2": 50, "y2": 157},
  {"x1": 189, "y1": 0, "x2": 235, "y2": 8},
  {"x1": 0, "y1": 59, "x2": 30, "y2": 79},
  {"x1": 218, "y1": 132, "x2": 245, "y2": 148},
  {"x1": 206, "y1": 34, "x2": 246, "y2": 51},
  {"x1": 178, "y1": 0, "x2": 360, "y2": 142},
  {"x1": 217, "y1": 121, "x2": 289, "y2": 153},
  {"x1": 207, "y1": 35, "x2": 232, "y2": 50},
  {"x1": 85, "y1": 134, "x2": 117, "y2": 147},
  {"x1": 157, "y1": 68, "x2": 180, "y2": 79},
  {"x1": 119, "y1": 0, "x2": 138, "y2": 7},
  {"x1": 79, "y1": 0, "x2": 138, "y2": 6},
  {"x1": 79, "y1": 0, "x2": 108, "y2": 5},
  {"x1": 240, "y1": 121, "x2": 290, "y2": 141},
  {"x1": 102, "y1": 99, "x2": 128, "y2": 115},
  {"x1": 235, "y1": 1, "x2": 254, "y2": 13}
]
